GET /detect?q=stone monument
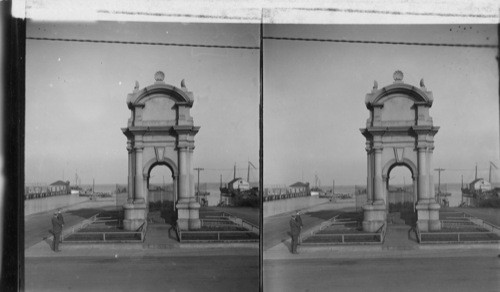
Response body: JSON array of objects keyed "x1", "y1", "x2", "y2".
[
  {"x1": 122, "y1": 71, "x2": 200, "y2": 231},
  {"x1": 360, "y1": 70, "x2": 441, "y2": 232}
]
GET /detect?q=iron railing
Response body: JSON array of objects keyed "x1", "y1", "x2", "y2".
[
  {"x1": 62, "y1": 217, "x2": 147, "y2": 243},
  {"x1": 176, "y1": 211, "x2": 259, "y2": 242},
  {"x1": 177, "y1": 230, "x2": 258, "y2": 242},
  {"x1": 304, "y1": 215, "x2": 385, "y2": 244},
  {"x1": 61, "y1": 214, "x2": 99, "y2": 242},
  {"x1": 417, "y1": 212, "x2": 500, "y2": 243}
]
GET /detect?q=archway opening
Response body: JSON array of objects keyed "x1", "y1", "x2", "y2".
[
  {"x1": 147, "y1": 164, "x2": 175, "y2": 224},
  {"x1": 387, "y1": 165, "x2": 416, "y2": 224}
]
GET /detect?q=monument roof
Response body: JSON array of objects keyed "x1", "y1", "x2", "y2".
[
  {"x1": 127, "y1": 71, "x2": 194, "y2": 109},
  {"x1": 365, "y1": 70, "x2": 433, "y2": 109}
]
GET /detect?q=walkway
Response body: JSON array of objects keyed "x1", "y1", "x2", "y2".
[
  {"x1": 24, "y1": 198, "x2": 118, "y2": 249},
  {"x1": 382, "y1": 224, "x2": 418, "y2": 250},
  {"x1": 264, "y1": 203, "x2": 357, "y2": 250}
]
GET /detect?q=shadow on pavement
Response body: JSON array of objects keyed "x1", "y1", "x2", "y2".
[
  {"x1": 282, "y1": 232, "x2": 293, "y2": 253},
  {"x1": 41, "y1": 237, "x2": 53, "y2": 251}
]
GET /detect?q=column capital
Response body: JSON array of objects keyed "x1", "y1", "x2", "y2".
[
  {"x1": 176, "y1": 146, "x2": 189, "y2": 152},
  {"x1": 134, "y1": 141, "x2": 144, "y2": 151},
  {"x1": 417, "y1": 146, "x2": 428, "y2": 152}
]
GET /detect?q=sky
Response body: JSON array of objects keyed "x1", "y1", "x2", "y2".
[
  {"x1": 25, "y1": 21, "x2": 260, "y2": 185},
  {"x1": 264, "y1": 24, "x2": 499, "y2": 186},
  {"x1": 24, "y1": 22, "x2": 500, "y2": 188}
]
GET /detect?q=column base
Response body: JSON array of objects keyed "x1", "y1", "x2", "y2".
[
  {"x1": 123, "y1": 202, "x2": 147, "y2": 231},
  {"x1": 176, "y1": 199, "x2": 201, "y2": 230},
  {"x1": 362, "y1": 203, "x2": 386, "y2": 232},
  {"x1": 416, "y1": 201, "x2": 441, "y2": 232}
]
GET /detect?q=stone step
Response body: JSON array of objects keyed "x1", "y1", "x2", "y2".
[
  {"x1": 143, "y1": 243, "x2": 179, "y2": 249},
  {"x1": 382, "y1": 245, "x2": 418, "y2": 250}
]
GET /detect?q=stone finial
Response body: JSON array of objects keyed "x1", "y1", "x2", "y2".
[
  {"x1": 154, "y1": 71, "x2": 165, "y2": 82},
  {"x1": 134, "y1": 81, "x2": 139, "y2": 91},
  {"x1": 393, "y1": 70, "x2": 404, "y2": 83},
  {"x1": 373, "y1": 80, "x2": 378, "y2": 90},
  {"x1": 181, "y1": 79, "x2": 187, "y2": 89},
  {"x1": 420, "y1": 78, "x2": 426, "y2": 88}
]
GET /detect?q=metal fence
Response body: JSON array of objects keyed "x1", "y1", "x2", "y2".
[
  {"x1": 417, "y1": 212, "x2": 500, "y2": 244},
  {"x1": 302, "y1": 213, "x2": 386, "y2": 245},
  {"x1": 62, "y1": 215, "x2": 147, "y2": 243},
  {"x1": 176, "y1": 211, "x2": 259, "y2": 242}
]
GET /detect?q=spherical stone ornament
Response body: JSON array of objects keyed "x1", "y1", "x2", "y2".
[
  {"x1": 393, "y1": 70, "x2": 404, "y2": 82},
  {"x1": 154, "y1": 71, "x2": 165, "y2": 82}
]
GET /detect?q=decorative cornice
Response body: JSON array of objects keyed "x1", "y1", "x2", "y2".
[
  {"x1": 127, "y1": 83, "x2": 193, "y2": 109},
  {"x1": 365, "y1": 82, "x2": 433, "y2": 110}
]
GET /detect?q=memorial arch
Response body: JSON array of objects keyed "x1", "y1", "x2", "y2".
[
  {"x1": 360, "y1": 70, "x2": 441, "y2": 232},
  {"x1": 122, "y1": 71, "x2": 200, "y2": 231}
]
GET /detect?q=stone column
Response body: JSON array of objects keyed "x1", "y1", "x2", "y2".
[
  {"x1": 123, "y1": 141, "x2": 147, "y2": 231},
  {"x1": 177, "y1": 147, "x2": 188, "y2": 200},
  {"x1": 427, "y1": 147, "x2": 441, "y2": 230},
  {"x1": 416, "y1": 146, "x2": 441, "y2": 231},
  {"x1": 187, "y1": 147, "x2": 195, "y2": 200},
  {"x1": 176, "y1": 147, "x2": 190, "y2": 230},
  {"x1": 134, "y1": 143, "x2": 145, "y2": 204},
  {"x1": 127, "y1": 141, "x2": 134, "y2": 203},
  {"x1": 427, "y1": 148, "x2": 436, "y2": 201},
  {"x1": 373, "y1": 148, "x2": 384, "y2": 205},
  {"x1": 417, "y1": 146, "x2": 428, "y2": 203},
  {"x1": 187, "y1": 147, "x2": 201, "y2": 229},
  {"x1": 362, "y1": 147, "x2": 386, "y2": 232},
  {"x1": 366, "y1": 149, "x2": 373, "y2": 203}
]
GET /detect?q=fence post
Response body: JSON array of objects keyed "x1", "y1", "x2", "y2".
[
  {"x1": 218, "y1": 232, "x2": 220, "y2": 241},
  {"x1": 342, "y1": 235, "x2": 345, "y2": 243},
  {"x1": 103, "y1": 233, "x2": 106, "y2": 242},
  {"x1": 457, "y1": 233, "x2": 460, "y2": 242}
]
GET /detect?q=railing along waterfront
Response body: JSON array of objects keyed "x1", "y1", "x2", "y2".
[{"x1": 263, "y1": 189, "x2": 310, "y2": 202}]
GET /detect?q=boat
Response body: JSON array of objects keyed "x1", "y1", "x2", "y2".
[
  {"x1": 219, "y1": 162, "x2": 258, "y2": 207},
  {"x1": 461, "y1": 162, "x2": 499, "y2": 207},
  {"x1": 310, "y1": 174, "x2": 324, "y2": 196}
]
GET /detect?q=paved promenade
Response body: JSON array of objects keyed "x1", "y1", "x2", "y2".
[
  {"x1": 264, "y1": 203, "x2": 500, "y2": 259},
  {"x1": 263, "y1": 204, "x2": 499, "y2": 291},
  {"x1": 25, "y1": 200, "x2": 259, "y2": 291},
  {"x1": 264, "y1": 250, "x2": 500, "y2": 292}
]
